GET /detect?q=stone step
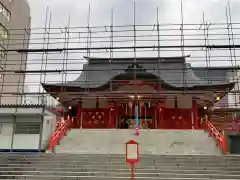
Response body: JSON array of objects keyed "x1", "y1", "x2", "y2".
[
  {"x1": 1, "y1": 171, "x2": 240, "y2": 178},
  {"x1": 1, "y1": 157, "x2": 239, "y2": 162},
  {"x1": 3, "y1": 156, "x2": 240, "y2": 163},
  {"x1": 56, "y1": 129, "x2": 220, "y2": 155},
  {"x1": 5, "y1": 155, "x2": 240, "y2": 163},
  {"x1": 3, "y1": 153, "x2": 239, "y2": 158},
  {"x1": 1, "y1": 162, "x2": 240, "y2": 167},
  {"x1": 2, "y1": 154, "x2": 239, "y2": 158},
  {"x1": 0, "y1": 155, "x2": 235, "y2": 160},
  {"x1": 2, "y1": 159, "x2": 237, "y2": 164},
  {"x1": 2, "y1": 164, "x2": 240, "y2": 170},
  {"x1": 2, "y1": 161, "x2": 239, "y2": 165},
  {"x1": 2, "y1": 168, "x2": 240, "y2": 175},
  {"x1": 1, "y1": 174, "x2": 240, "y2": 180}
]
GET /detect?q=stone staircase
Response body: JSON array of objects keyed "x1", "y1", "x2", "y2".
[
  {"x1": 1, "y1": 153, "x2": 240, "y2": 179},
  {"x1": 56, "y1": 129, "x2": 221, "y2": 155}
]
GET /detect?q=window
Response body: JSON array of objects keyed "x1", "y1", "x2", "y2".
[
  {"x1": 15, "y1": 122, "x2": 41, "y2": 134},
  {"x1": 0, "y1": 2, "x2": 11, "y2": 22}
]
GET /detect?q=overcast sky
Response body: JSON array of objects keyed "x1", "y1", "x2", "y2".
[
  {"x1": 28, "y1": 0, "x2": 240, "y2": 27},
  {"x1": 25, "y1": 0, "x2": 240, "y2": 94}
]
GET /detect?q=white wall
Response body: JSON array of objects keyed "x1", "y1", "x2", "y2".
[
  {"x1": 99, "y1": 98, "x2": 108, "y2": 108},
  {"x1": 13, "y1": 134, "x2": 40, "y2": 149},
  {"x1": 41, "y1": 109, "x2": 57, "y2": 149},
  {"x1": 178, "y1": 95, "x2": 192, "y2": 108},
  {"x1": 165, "y1": 95, "x2": 192, "y2": 108},
  {"x1": 82, "y1": 98, "x2": 96, "y2": 108},
  {"x1": 165, "y1": 97, "x2": 175, "y2": 108},
  {"x1": 0, "y1": 107, "x2": 57, "y2": 150},
  {"x1": 0, "y1": 122, "x2": 13, "y2": 149},
  {"x1": 0, "y1": 121, "x2": 40, "y2": 149}
]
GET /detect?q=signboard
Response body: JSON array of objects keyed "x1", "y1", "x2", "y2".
[{"x1": 126, "y1": 143, "x2": 138, "y2": 160}]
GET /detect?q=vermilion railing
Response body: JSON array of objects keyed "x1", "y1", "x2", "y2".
[
  {"x1": 48, "y1": 116, "x2": 73, "y2": 151},
  {"x1": 205, "y1": 120, "x2": 227, "y2": 153}
]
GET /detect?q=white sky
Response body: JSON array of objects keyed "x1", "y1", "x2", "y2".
[
  {"x1": 28, "y1": 0, "x2": 240, "y2": 27},
  {"x1": 25, "y1": 0, "x2": 240, "y2": 93}
]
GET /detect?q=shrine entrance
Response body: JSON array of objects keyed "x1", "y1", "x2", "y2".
[
  {"x1": 118, "y1": 101, "x2": 155, "y2": 129},
  {"x1": 73, "y1": 93, "x2": 197, "y2": 130}
]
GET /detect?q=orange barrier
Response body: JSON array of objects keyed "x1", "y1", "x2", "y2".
[
  {"x1": 48, "y1": 116, "x2": 72, "y2": 151},
  {"x1": 205, "y1": 120, "x2": 227, "y2": 153}
]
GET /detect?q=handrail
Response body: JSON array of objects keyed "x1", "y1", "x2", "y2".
[
  {"x1": 205, "y1": 120, "x2": 227, "y2": 153},
  {"x1": 48, "y1": 116, "x2": 72, "y2": 151}
]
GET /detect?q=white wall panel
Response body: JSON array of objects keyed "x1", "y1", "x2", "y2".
[
  {"x1": 13, "y1": 134, "x2": 40, "y2": 149},
  {"x1": 0, "y1": 122, "x2": 13, "y2": 149}
]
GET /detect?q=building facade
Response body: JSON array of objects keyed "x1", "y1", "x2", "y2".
[
  {"x1": 42, "y1": 56, "x2": 235, "y2": 129},
  {"x1": 0, "y1": 0, "x2": 31, "y2": 105}
]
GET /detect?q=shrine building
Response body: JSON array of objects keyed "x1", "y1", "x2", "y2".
[{"x1": 42, "y1": 56, "x2": 235, "y2": 130}]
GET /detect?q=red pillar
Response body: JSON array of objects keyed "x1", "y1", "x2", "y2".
[
  {"x1": 113, "y1": 102, "x2": 117, "y2": 128},
  {"x1": 108, "y1": 108, "x2": 112, "y2": 128},
  {"x1": 76, "y1": 101, "x2": 82, "y2": 129},
  {"x1": 156, "y1": 105, "x2": 161, "y2": 129},
  {"x1": 192, "y1": 99, "x2": 199, "y2": 129},
  {"x1": 158, "y1": 106, "x2": 164, "y2": 129},
  {"x1": 107, "y1": 101, "x2": 116, "y2": 128}
]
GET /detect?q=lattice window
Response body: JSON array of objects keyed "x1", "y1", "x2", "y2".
[{"x1": 14, "y1": 122, "x2": 41, "y2": 134}]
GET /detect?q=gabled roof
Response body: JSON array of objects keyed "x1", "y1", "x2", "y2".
[{"x1": 42, "y1": 56, "x2": 235, "y2": 93}]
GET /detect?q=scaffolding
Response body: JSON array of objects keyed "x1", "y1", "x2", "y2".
[{"x1": 1, "y1": 2, "x2": 240, "y2": 109}]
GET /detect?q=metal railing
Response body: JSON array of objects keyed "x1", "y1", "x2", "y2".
[
  {"x1": 205, "y1": 120, "x2": 227, "y2": 153},
  {"x1": 48, "y1": 116, "x2": 72, "y2": 152}
]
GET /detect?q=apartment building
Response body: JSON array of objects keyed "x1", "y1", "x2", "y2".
[{"x1": 0, "y1": 0, "x2": 31, "y2": 104}]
